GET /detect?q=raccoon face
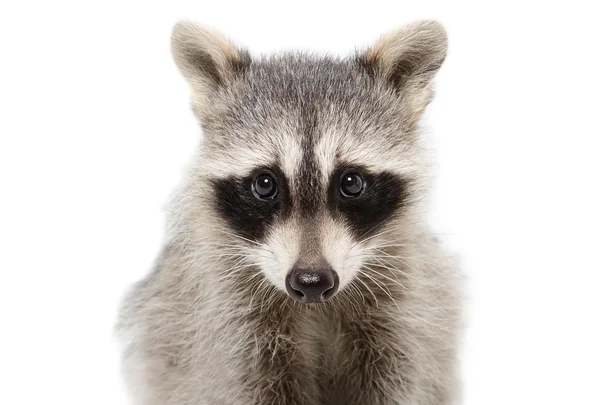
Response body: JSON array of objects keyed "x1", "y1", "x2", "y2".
[{"x1": 172, "y1": 21, "x2": 447, "y2": 303}]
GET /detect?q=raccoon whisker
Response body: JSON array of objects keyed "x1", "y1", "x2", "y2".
[
  {"x1": 346, "y1": 244, "x2": 379, "y2": 259},
  {"x1": 346, "y1": 216, "x2": 407, "y2": 251},
  {"x1": 198, "y1": 253, "x2": 252, "y2": 260},
  {"x1": 349, "y1": 242, "x2": 415, "y2": 257},
  {"x1": 196, "y1": 245, "x2": 262, "y2": 253},
  {"x1": 351, "y1": 220, "x2": 402, "y2": 248},
  {"x1": 338, "y1": 285, "x2": 364, "y2": 315},
  {"x1": 193, "y1": 246, "x2": 274, "y2": 265},
  {"x1": 367, "y1": 255, "x2": 417, "y2": 275},
  {"x1": 193, "y1": 224, "x2": 274, "y2": 251},
  {"x1": 182, "y1": 269, "x2": 241, "y2": 290},
  {"x1": 237, "y1": 265, "x2": 269, "y2": 283},
  {"x1": 357, "y1": 226, "x2": 407, "y2": 244},
  {"x1": 223, "y1": 263, "x2": 263, "y2": 278},
  {"x1": 177, "y1": 248, "x2": 255, "y2": 262},
  {"x1": 341, "y1": 282, "x2": 365, "y2": 308},
  {"x1": 372, "y1": 250, "x2": 443, "y2": 269},
  {"x1": 352, "y1": 215, "x2": 439, "y2": 248},
  {"x1": 195, "y1": 241, "x2": 251, "y2": 248},
  {"x1": 361, "y1": 265, "x2": 409, "y2": 290},
  {"x1": 353, "y1": 273, "x2": 380, "y2": 308},
  {"x1": 347, "y1": 282, "x2": 367, "y2": 306},
  {"x1": 199, "y1": 240, "x2": 274, "y2": 255},
  {"x1": 189, "y1": 261, "x2": 257, "y2": 285},
  {"x1": 380, "y1": 256, "x2": 424, "y2": 280},
  {"x1": 249, "y1": 276, "x2": 270, "y2": 310},
  {"x1": 202, "y1": 256, "x2": 251, "y2": 263},
  {"x1": 260, "y1": 285, "x2": 280, "y2": 315},
  {"x1": 375, "y1": 223, "x2": 458, "y2": 239},
  {"x1": 365, "y1": 243, "x2": 417, "y2": 251},
  {"x1": 215, "y1": 253, "x2": 250, "y2": 265},
  {"x1": 193, "y1": 257, "x2": 250, "y2": 272},
  {"x1": 354, "y1": 228, "x2": 390, "y2": 246},
  {"x1": 201, "y1": 253, "x2": 256, "y2": 263},
  {"x1": 257, "y1": 283, "x2": 280, "y2": 315},
  {"x1": 368, "y1": 258, "x2": 451, "y2": 293},
  {"x1": 357, "y1": 270, "x2": 401, "y2": 311},
  {"x1": 366, "y1": 244, "x2": 414, "y2": 256},
  {"x1": 219, "y1": 263, "x2": 255, "y2": 281},
  {"x1": 212, "y1": 228, "x2": 273, "y2": 250},
  {"x1": 364, "y1": 260, "x2": 434, "y2": 290},
  {"x1": 369, "y1": 256, "x2": 432, "y2": 284},
  {"x1": 363, "y1": 259, "x2": 404, "y2": 284},
  {"x1": 235, "y1": 270, "x2": 264, "y2": 289}
]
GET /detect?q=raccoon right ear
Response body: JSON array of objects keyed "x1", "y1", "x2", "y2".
[
  {"x1": 360, "y1": 20, "x2": 448, "y2": 126},
  {"x1": 171, "y1": 22, "x2": 248, "y2": 112}
]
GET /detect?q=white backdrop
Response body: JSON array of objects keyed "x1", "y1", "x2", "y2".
[{"x1": 1, "y1": 1, "x2": 599, "y2": 404}]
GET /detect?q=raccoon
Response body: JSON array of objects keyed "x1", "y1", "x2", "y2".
[{"x1": 118, "y1": 20, "x2": 463, "y2": 405}]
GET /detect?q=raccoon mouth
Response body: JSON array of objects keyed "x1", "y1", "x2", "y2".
[{"x1": 285, "y1": 268, "x2": 339, "y2": 303}]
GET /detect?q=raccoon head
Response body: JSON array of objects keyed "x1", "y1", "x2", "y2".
[{"x1": 171, "y1": 21, "x2": 447, "y2": 304}]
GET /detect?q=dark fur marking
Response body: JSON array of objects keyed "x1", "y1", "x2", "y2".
[
  {"x1": 355, "y1": 53, "x2": 376, "y2": 81},
  {"x1": 296, "y1": 97, "x2": 322, "y2": 216},
  {"x1": 297, "y1": 145, "x2": 322, "y2": 216},
  {"x1": 186, "y1": 48, "x2": 251, "y2": 89},
  {"x1": 230, "y1": 49, "x2": 252, "y2": 76},
  {"x1": 328, "y1": 165, "x2": 409, "y2": 239},
  {"x1": 389, "y1": 57, "x2": 416, "y2": 90},
  {"x1": 186, "y1": 48, "x2": 223, "y2": 87},
  {"x1": 211, "y1": 166, "x2": 292, "y2": 241}
]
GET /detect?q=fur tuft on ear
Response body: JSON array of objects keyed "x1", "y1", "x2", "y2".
[
  {"x1": 171, "y1": 21, "x2": 248, "y2": 112},
  {"x1": 360, "y1": 20, "x2": 448, "y2": 125}
]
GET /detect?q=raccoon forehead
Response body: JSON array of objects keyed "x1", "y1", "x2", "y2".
[
  {"x1": 200, "y1": 127, "x2": 426, "y2": 181},
  {"x1": 200, "y1": 129, "x2": 303, "y2": 179},
  {"x1": 198, "y1": 57, "x2": 428, "y2": 179},
  {"x1": 314, "y1": 127, "x2": 428, "y2": 177}
]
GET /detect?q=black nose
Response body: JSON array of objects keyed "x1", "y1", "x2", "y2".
[{"x1": 285, "y1": 268, "x2": 339, "y2": 303}]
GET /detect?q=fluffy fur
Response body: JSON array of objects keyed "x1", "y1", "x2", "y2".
[{"x1": 118, "y1": 20, "x2": 463, "y2": 405}]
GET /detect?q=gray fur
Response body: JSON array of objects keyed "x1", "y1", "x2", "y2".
[{"x1": 118, "y1": 20, "x2": 464, "y2": 405}]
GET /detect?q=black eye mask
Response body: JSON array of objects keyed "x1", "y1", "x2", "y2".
[
  {"x1": 211, "y1": 164, "x2": 409, "y2": 242},
  {"x1": 211, "y1": 166, "x2": 292, "y2": 241},
  {"x1": 328, "y1": 165, "x2": 410, "y2": 239}
]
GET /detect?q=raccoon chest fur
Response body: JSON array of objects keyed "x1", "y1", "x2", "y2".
[{"x1": 295, "y1": 308, "x2": 373, "y2": 404}]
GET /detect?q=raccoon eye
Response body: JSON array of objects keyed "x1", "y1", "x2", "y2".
[
  {"x1": 252, "y1": 173, "x2": 277, "y2": 200},
  {"x1": 340, "y1": 171, "x2": 365, "y2": 198}
]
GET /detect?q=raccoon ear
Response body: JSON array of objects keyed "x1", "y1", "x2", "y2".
[
  {"x1": 171, "y1": 21, "x2": 247, "y2": 110},
  {"x1": 360, "y1": 20, "x2": 448, "y2": 120}
]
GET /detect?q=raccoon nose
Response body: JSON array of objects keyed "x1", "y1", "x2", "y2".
[{"x1": 285, "y1": 268, "x2": 339, "y2": 303}]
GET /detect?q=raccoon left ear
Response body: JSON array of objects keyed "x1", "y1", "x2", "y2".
[
  {"x1": 171, "y1": 21, "x2": 248, "y2": 116},
  {"x1": 360, "y1": 20, "x2": 448, "y2": 121}
]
